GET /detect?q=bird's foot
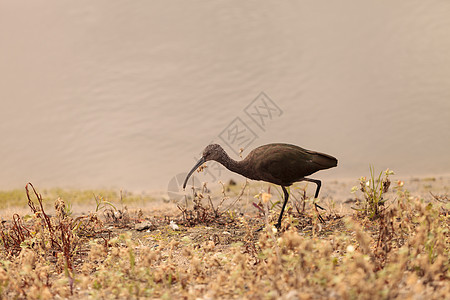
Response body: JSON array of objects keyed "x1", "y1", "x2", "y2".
[
  {"x1": 314, "y1": 203, "x2": 326, "y2": 224},
  {"x1": 255, "y1": 226, "x2": 264, "y2": 232},
  {"x1": 318, "y1": 214, "x2": 326, "y2": 224},
  {"x1": 315, "y1": 203, "x2": 326, "y2": 211},
  {"x1": 255, "y1": 222, "x2": 281, "y2": 232}
]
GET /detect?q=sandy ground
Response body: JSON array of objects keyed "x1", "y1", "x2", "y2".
[
  {"x1": 1, "y1": 174, "x2": 447, "y2": 221},
  {"x1": 0, "y1": 174, "x2": 448, "y2": 299}
]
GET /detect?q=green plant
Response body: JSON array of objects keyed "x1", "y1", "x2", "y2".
[
  {"x1": 93, "y1": 194, "x2": 116, "y2": 212},
  {"x1": 351, "y1": 166, "x2": 394, "y2": 218}
]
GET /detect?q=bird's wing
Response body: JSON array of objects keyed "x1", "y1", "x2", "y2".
[
  {"x1": 255, "y1": 145, "x2": 336, "y2": 186},
  {"x1": 256, "y1": 149, "x2": 309, "y2": 185}
]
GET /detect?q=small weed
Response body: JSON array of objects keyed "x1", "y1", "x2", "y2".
[
  {"x1": 177, "y1": 180, "x2": 248, "y2": 226},
  {"x1": 93, "y1": 193, "x2": 117, "y2": 213},
  {"x1": 351, "y1": 166, "x2": 394, "y2": 218},
  {"x1": 0, "y1": 176, "x2": 448, "y2": 299}
]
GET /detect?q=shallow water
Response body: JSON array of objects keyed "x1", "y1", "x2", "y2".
[{"x1": 1, "y1": 1, "x2": 449, "y2": 193}]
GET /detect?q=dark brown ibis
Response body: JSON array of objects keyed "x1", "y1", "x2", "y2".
[{"x1": 182, "y1": 143, "x2": 338, "y2": 228}]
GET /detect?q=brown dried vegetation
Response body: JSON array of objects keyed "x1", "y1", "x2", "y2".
[{"x1": 0, "y1": 177, "x2": 448, "y2": 299}]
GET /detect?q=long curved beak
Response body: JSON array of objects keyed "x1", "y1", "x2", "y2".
[{"x1": 182, "y1": 157, "x2": 206, "y2": 189}]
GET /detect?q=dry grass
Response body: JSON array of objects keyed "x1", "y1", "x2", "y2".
[{"x1": 0, "y1": 177, "x2": 448, "y2": 299}]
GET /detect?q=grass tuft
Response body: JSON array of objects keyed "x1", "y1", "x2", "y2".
[{"x1": 0, "y1": 175, "x2": 448, "y2": 299}]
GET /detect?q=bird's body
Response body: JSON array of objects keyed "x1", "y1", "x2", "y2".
[
  {"x1": 183, "y1": 143, "x2": 338, "y2": 228},
  {"x1": 237, "y1": 143, "x2": 337, "y2": 186}
]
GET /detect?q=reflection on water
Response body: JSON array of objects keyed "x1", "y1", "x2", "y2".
[{"x1": 0, "y1": 1, "x2": 449, "y2": 191}]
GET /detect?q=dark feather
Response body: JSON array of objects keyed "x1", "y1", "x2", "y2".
[{"x1": 243, "y1": 143, "x2": 337, "y2": 186}]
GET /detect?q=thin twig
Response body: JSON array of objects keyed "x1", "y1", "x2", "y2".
[
  {"x1": 215, "y1": 181, "x2": 229, "y2": 212},
  {"x1": 207, "y1": 195, "x2": 217, "y2": 216},
  {"x1": 430, "y1": 192, "x2": 448, "y2": 203},
  {"x1": 222, "y1": 180, "x2": 248, "y2": 213}
]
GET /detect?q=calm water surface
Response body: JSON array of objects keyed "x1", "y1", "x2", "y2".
[{"x1": 0, "y1": 1, "x2": 449, "y2": 192}]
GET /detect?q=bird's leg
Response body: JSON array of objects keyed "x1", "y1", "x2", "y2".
[
  {"x1": 275, "y1": 186, "x2": 290, "y2": 229},
  {"x1": 303, "y1": 178, "x2": 326, "y2": 224}
]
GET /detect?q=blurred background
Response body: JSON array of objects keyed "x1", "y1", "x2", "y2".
[{"x1": 1, "y1": 1, "x2": 449, "y2": 192}]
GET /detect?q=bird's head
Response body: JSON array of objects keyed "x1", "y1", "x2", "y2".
[
  {"x1": 182, "y1": 144, "x2": 226, "y2": 189},
  {"x1": 201, "y1": 144, "x2": 225, "y2": 162}
]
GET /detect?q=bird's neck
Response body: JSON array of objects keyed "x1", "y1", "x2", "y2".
[{"x1": 217, "y1": 155, "x2": 253, "y2": 179}]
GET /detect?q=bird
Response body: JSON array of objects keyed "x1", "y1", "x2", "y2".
[{"x1": 182, "y1": 143, "x2": 338, "y2": 228}]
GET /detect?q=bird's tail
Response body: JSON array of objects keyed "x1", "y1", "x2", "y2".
[{"x1": 312, "y1": 151, "x2": 338, "y2": 169}]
